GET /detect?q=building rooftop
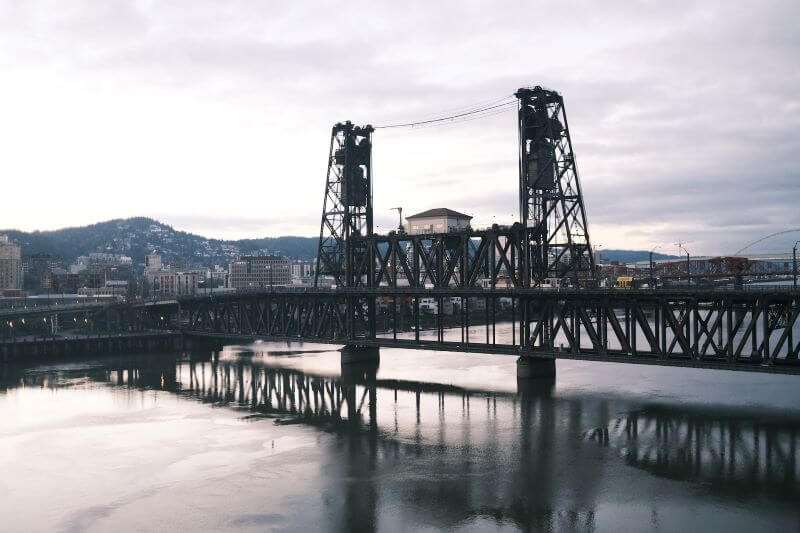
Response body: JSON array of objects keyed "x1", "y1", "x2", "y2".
[
  {"x1": 406, "y1": 208, "x2": 472, "y2": 220},
  {"x1": 234, "y1": 255, "x2": 287, "y2": 261}
]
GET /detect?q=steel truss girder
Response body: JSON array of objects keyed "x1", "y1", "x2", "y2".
[
  {"x1": 182, "y1": 293, "x2": 373, "y2": 342},
  {"x1": 348, "y1": 226, "x2": 527, "y2": 289},
  {"x1": 177, "y1": 288, "x2": 800, "y2": 374}
]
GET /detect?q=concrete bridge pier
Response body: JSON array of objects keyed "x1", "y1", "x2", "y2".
[
  {"x1": 517, "y1": 375, "x2": 555, "y2": 397},
  {"x1": 517, "y1": 356, "x2": 556, "y2": 379},
  {"x1": 341, "y1": 344, "x2": 380, "y2": 365},
  {"x1": 340, "y1": 359, "x2": 379, "y2": 383}
]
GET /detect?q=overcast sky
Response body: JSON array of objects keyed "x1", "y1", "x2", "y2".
[{"x1": 1, "y1": 0, "x2": 798, "y2": 255}]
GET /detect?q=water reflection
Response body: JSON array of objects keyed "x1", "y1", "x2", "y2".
[
  {"x1": 2, "y1": 352, "x2": 800, "y2": 531},
  {"x1": 585, "y1": 406, "x2": 799, "y2": 494}
]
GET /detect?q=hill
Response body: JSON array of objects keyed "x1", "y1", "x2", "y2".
[
  {"x1": 0, "y1": 218, "x2": 318, "y2": 266},
  {"x1": 599, "y1": 249, "x2": 678, "y2": 263}
]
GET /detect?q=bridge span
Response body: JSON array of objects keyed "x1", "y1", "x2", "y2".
[
  {"x1": 4, "y1": 286, "x2": 798, "y2": 375},
  {"x1": 165, "y1": 286, "x2": 800, "y2": 375}
]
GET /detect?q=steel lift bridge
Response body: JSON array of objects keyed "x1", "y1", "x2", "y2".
[
  {"x1": 8, "y1": 86, "x2": 799, "y2": 376},
  {"x1": 172, "y1": 86, "x2": 800, "y2": 376}
]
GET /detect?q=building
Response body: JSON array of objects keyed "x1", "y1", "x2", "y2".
[
  {"x1": 291, "y1": 260, "x2": 315, "y2": 285},
  {"x1": 51, "y1": 268, "x2": 81, "y2": 294},
  {"x1": 207, "y1": 267, "x2": 229, "y2": 289},
  {"x1": 80, "y1": 264, "x2": 107, "y2": 289},
  {"x1": 229, "y1": 255, "x2": 291, "y2": 289},
  {"x1": 145, "y1": 252, "x2": 163, "y2": 272},
  {"x1": 88, "y1": 252, "x2": 132, "y2": 266},
  {"x1": 78, "y1": 287, "x2": 126, "y2": 298},
  {"x1": 419, "y1": 297, "x2": 456, "y2": 315},
  {"x1": 405, "y1": 208, "x2": 472, "y2": 235},
  {"x1": 291, "y1": 260, "x2": 315, "y2": 279},
  {"x1": 0, "y1": 235, "x2": 22, "y2": 292},
  {"x1": 152, "y1": 271, "x2": 200, "y2": 297},
  {"x1": 22, "y1": 253, "x2": 63, "y2": 291}
]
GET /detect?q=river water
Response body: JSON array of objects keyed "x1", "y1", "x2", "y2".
[{"x1": 2, "y1": 343, "x2": 800, "y2": 532}]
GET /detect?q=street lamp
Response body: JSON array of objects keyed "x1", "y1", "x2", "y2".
[
  {"x1": 793, "y1": 240, "x2": 800, "y2": 289},
  {"x1": 649, "y1": 244, "x2": 661, "y2": 289},
  {"x1": 676, "y1": 243, "x2": 691, "y2": 286}
]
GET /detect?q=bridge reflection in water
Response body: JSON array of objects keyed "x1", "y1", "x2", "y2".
[
  {"x1": 585, "y1": 406, "x2": 799, "y2": 492},
  {"x1": 4, "y1": 352, "x2": 799, "y2": 531}
]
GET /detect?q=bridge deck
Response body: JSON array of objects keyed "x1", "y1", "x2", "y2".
[
  {"x1": 4, "y1": 287, "x2": 799, "y2": 375},
  {"x1": 177, "y1": 287, "x2": 800, "y2": 374}
]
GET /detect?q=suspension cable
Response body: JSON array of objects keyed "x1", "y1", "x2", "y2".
[
  {"x1": 393, "y1": 103, "x2": 517, "y2": 130},
  {"x1": 373, "y1": 97, "x2": 516, "y2": 129}
]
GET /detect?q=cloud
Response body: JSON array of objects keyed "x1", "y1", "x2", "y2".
[{"x1": 0, "y1": 0, "x2": 797, "y2": 255}]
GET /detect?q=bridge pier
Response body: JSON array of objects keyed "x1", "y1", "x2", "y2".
[
  {"x1": 516, "y1": 356, "x2": 556, "y2": 379},
  {"x1": 340, "y1": 359, "x2": 379, "y2": 384},
  {"x1": 341, "y1": 344, "x2": 380, "y2": 365},
  {"x1": 517, "y1": 375, "x2": 555, "y2": 397}
]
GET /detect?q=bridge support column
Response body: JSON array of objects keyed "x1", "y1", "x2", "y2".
[
  {"x1": 341, "y1": 344, "x2": 380, "y2": 364},
  {"x1": 516, "y1": 356, "x2": 555, "y2": 379}
]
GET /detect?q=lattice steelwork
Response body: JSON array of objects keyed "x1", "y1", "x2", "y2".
[
  {"x1": 177, "y1": 288, "x2": 800, "y2": 374},
  {"x1": 517, "y1": 86, "x2": 595, "y2": 285},
  {"x1": 315, "y1": 121, "x2": 374, "y2": 287},
  {"x1": 349, "y1": 227, "x2": 526, "y2": 288}
]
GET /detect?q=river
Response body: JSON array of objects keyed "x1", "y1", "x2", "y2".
[{"x1": 1, "y1": 343, "x2": 799, "y2": 532}]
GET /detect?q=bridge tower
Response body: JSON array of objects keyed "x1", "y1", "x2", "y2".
[
  {"x1": 314, "y1": 121, "x2": 374, "y2": 287},
  {"x1": 516, "y1": 86, "x2": 595, "y2": 286}
]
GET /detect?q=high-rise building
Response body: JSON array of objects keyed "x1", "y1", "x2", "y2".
[
  {"x1": 0, "y1": 235, "x2": 22, "y2": 291},
  {"x1": 229, "y1": 255, "x2": 291, "y2": 289}
]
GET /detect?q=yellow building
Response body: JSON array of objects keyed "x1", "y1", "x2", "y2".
[{"x1": 615, "y1": 276, "x2": 633, "y2": 289}]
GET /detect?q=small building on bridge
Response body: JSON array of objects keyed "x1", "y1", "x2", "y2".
[{"x1": 405, "y1": 208, "x2": 472, "y2": 235}]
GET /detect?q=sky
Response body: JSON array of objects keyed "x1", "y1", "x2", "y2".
[{"x1": 0, "y1": 0, "x2": 798, "y2": 256}]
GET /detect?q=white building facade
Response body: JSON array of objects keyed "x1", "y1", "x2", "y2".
[
  {"x1": 152, "y1": 271, "x2": 200, "y2": 297},
  {"x1": 405, "y1": 208, "x2": 472, "y2": 235}
]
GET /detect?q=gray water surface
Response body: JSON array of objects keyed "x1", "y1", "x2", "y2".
[{"x1": 1, "y1": 344, "x2": 799, "y2": 532}]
